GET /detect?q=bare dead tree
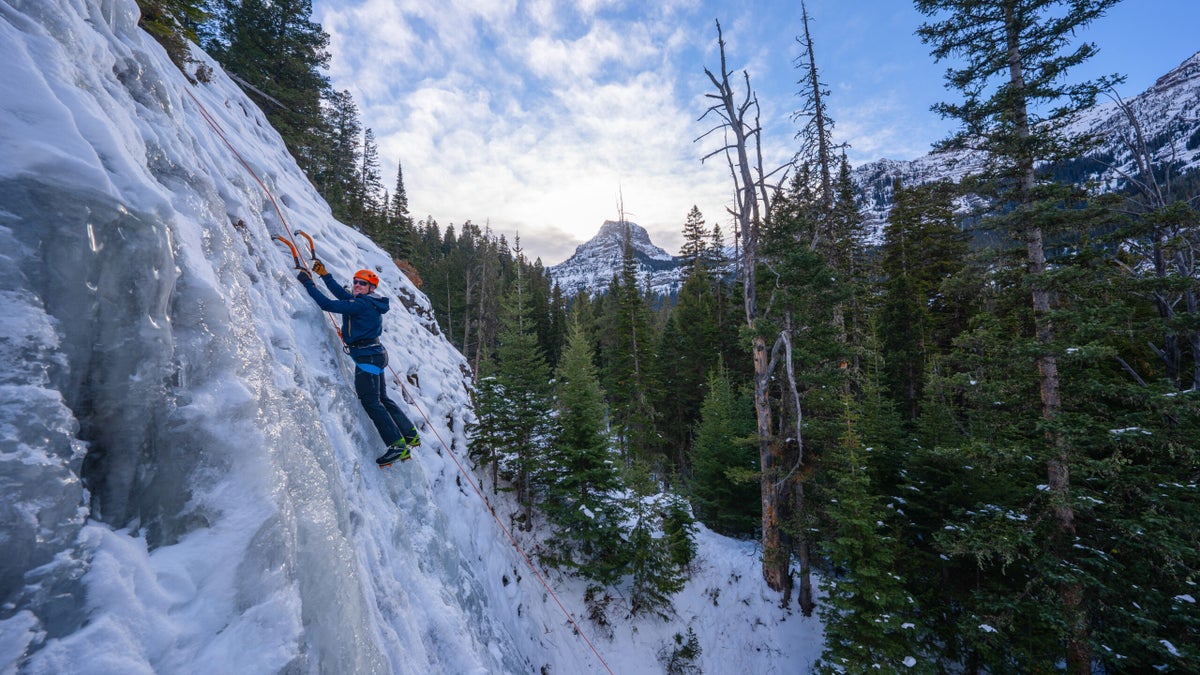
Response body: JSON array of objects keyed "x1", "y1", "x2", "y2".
[
  {"x1": 1105, "y1": 89, "x2": 1200, "y2": 389},
  {"x1": 698, "y1": 19, "x2": 798, "y2": 604},
  {"x1": 792, "y1": 0, "x2": 836, "y2": 211}
]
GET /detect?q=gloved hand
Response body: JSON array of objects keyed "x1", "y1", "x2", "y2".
[
  {"x1": 297, "y1": 270, "x2": 312, "y2": 284},
  {"x1": 311, "y1": 259, "x2": 327, "y2": 276}
]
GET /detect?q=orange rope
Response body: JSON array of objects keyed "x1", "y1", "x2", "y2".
[
  {"x1": 185, "y1": 80, "x2": 612, "y2": 674},
  {"x1": 183, "y1": 84, "x2": 342, "y2": 337},
  {"x1": 393, "y1": 374, "x2": 615, "y2": 675}
]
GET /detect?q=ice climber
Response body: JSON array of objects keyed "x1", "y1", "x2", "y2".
[{"x1": 297, "y1": 261, "x2": 419, "y2": 465}]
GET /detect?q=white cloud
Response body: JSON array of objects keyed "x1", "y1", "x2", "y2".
[{"x1": 314, "y1": 0, "x2": 743, "y2": 264}]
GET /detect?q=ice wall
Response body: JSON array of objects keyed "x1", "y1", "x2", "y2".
[{"x1": 0, "y1": 0, "x2": 544, "y2": 672}]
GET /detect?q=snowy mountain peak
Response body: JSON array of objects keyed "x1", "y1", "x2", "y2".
[
  {"x1": 850, "y1": 49, "x2": 1200, "y2": 244},
  {"x1": 587, "y1": 219, "x2": 675, "y2": 261},
  {"x1": 549, "y1": 220, "x2": 684, "y2": 296},
  {"x1": 1152, "y1": 50, "x2": 1200, "y2": 91}
]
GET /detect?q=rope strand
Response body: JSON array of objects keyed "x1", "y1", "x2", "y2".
[
  {"x1": 185, "y1": 81, "x2": 612, "y2": 673},
  {"x1": 183, "y1": 84, "x2": 342, "y2": 340},
  {"x1": 394, "y1": 373, "x2": 615, "y2": 675}
]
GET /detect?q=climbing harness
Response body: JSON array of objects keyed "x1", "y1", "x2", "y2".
[{"x1": 184, "y1": 80, "x2": 613, "y2": 675}]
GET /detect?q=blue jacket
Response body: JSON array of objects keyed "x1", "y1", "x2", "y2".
[{"x1": 300, "y1": 272, "x2": 389, "y2": 355}]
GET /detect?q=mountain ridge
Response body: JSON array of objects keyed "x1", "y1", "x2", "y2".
[{"x1": 550, "y1": 50, "x2": 1200, "y2": 298}]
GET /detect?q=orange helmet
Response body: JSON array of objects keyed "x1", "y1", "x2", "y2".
[{"x1": 353, "y1": 269, "x2": 379, "y2": 287}]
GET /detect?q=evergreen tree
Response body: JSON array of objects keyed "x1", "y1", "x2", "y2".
[
  {"x1": 541, "y1": 315, "x2": 626, "y2": 583},
  {"x1": 622, "y1": 462, "x2": 689, "y2": 619},
  {"x1": 205, "y1": 0, "x2": 331, "y2": 177},
  {"x1": 657, "y1": 264, "x2": 720, "y2": 472},
  {"x1": 705, "y1": 221, "x2": 728, "y2": 270},
  {"x1": 316, "y1": 89, "x2": 361, "y2": 223},
  {"x1": 607, "y1": 221, "x2": 661, "y2": 466},
  {"x1": 816, "y1": 399, "x2": 932, "y2": 674},
  {"x1": 468, "y1": 358, "x2": 507, "y2": 491},
  {"x1": 491, "y1": 246, "x2": 555, "y2": 529},
  {"x1": 546, "y1": 282, "x2": 569, "y2": 369},
  {"x1": 916, "y1": 1, "x2": 1126, "y2": 669},
  {"x1": 137, "y1": 0, "x2": 208, "y2": 74},
  {"x1": 689, "y1": 362, "x2": 759, "y2": 537},
  {"x1": 388, "y1": 159, "x2": 422, "y2": 260},
  {"x1": 356, "y1": 127, "x2": 385, "y2": 236},
  {"x1": 877, "y1": 178, "x2": 968, "y2": 420},
  {"x1": 679, "y1": 206, "x2": 708, "y2": 270}
]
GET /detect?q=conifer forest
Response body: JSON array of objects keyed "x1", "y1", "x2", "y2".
[{"x1": 142, "y1": 0, "x2": 1198, "y2": 671}]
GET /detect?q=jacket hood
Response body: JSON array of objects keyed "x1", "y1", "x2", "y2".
[{"x1": 363, "y1": 292, "x2": 390, "y2": 314}]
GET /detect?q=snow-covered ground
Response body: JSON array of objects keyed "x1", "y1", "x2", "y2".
[{"x1": 0, "y1": 0, "x2": 821, "y2": 672}]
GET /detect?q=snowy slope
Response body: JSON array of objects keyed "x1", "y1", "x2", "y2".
[{"x1": 0, "y1": 1, "x2": 820, "y2": 673}]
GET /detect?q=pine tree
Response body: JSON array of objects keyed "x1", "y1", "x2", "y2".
[
  {"x1": 759, "y1": 172, "x2": 850, "y2": 615},
  {"x1": 469, "y1": 358, "x2": 507, "y2": 491},
  {"x1": 816, "y1": 399, "x2": 932, "y2": 674},
  {"x1": 316, "y1": 89, "x2": 361, "y2": 223},
  {"x1": 679, "y1": 206, "x2": 708, "y2": 271},
  {"x1": 541, "y1": 315, "x2": 626, "y2": 583},
  {"x1": 355, "y1": 127, "x2": 385, "y2": 237},
  {"x1": 137, "y1": 0, "x2": 208, "y2": 74},
  {"x1": 382, "y1": 161, "x2": 417, "y2": 261},
  {"x1": 622, "y1": 462, "x2": 689, "y2": 619},
  {"x1": 916, "y1": 3, "x2": 1124, "y2": 669},
  {"x1": 205, "y1": 0, "x2": 331, "y2": 177},
  {"x1": 705, "y1": 221, "x2": 727, "y2": 270},
  {"x1": 689, "y1": 362, "x2": 759, "y2": 537},
  {"x1": 607, "y1": 221, "x2": 661, "y2": 466},
  {"x1": 492, "y1": 245, "x2": 555, "y2": 529},
  {"x1": 877, "y1": 178, "x2": 968, "y2": 420},
  {"x1": 657, "y1": 264, "x2": 720, "y2": 472}
]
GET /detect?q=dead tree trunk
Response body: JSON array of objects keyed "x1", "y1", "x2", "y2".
[{"x1": 701, "y1": 19, "x2": 792, "y2": 601}]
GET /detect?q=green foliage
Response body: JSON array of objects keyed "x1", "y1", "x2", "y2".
[
  {"x1": 915, "y1": 0, "x2": 1125, "y2": 182},
  {"x1": 657, "y1": 265, "x2": 721, "y2": 470},
  {"x1": 661, "y1": 495, "x2": 698, "y2": 571},
  {"x1": 540, "y1": 316, "x2": 627, "y2": 583},
  {"x1": 878, "y1": 179, "x2": 970, "y2": 420},
  {"x1": 136, "y1": 0, "x2": 208, "y2": 77},
  {"x1": 623, "y1": 462, "x2": 689, "y2": 619},
  {"x1": 604, "y1": 222, "x2": 662, "y2": 464},
  {"x1": 661, "y1": 627, "x2": 702, "y2": 675},
  {"x1": 816, "y1": 418, "x2": 934, "y2": 675},
  {"x1": 689, "y1": 363, "x2": 759, "y2": 537},
  {"x1": 471, "y1": 259, "x2": 556, "y2": 529},
  {"x1": 204, "y1": 0, "x2": 331, "y2": 178},
  {"x1": 679, "y1": 206, "x2": 708, "y2": 270}
]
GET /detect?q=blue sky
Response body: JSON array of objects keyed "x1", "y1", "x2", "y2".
[{"x1": 313, "y1": 0, "x2": 1200, "y2": 265}]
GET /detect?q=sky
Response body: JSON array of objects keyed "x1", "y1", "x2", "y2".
[{"x1": 313, "y1": 0, "x2": 1200, "y2": 265}]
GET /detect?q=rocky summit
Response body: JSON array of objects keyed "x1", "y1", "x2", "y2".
[{"x1": 548, "y1": 220, "x2": 686, "y2": 297}]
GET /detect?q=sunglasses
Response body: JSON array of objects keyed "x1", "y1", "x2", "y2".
[{"x1": 353, "y1": 279, "x2": 371, "y2": 287}]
